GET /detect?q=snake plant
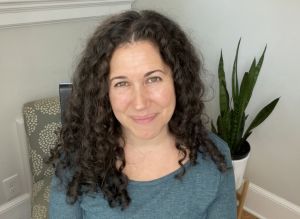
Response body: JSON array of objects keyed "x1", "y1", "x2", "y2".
[{"x1": 211, "y1": 39, "x2": 280, "y2": 157}]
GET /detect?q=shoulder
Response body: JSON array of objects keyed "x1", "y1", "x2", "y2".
[
  {"x1": 207, "y1": 132, "x2": 233, "y2": 168},
  {"x1": 184, "y1": 132, "x2": 233, "y2": 184},
  {"x1": 49, "y1": 167, "x2": 76, "y2": 206},
  {"x1": 187, "y1": 132, "x2": 232, "y2": 179},
  {"x1": 181, "y1": 133, "x2": 233, "y2": 203},
  {"x1": 49, "y1": 171, "x2": 83, "y2": 218},
  {"x1": 181, "y1": 132, "x2": 235, "y2": 203},
  {"x1": 50, "y1": 170, "x2": 71, "y2": 202}
]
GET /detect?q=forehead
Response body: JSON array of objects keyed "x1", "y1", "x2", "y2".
[{"x1": 109, "y1": 40, "x2": 167, "y2": 77}]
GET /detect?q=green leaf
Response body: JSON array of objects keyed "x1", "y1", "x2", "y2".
[
  {"x1": 229, "y1": 107, "x2": 242, "y2": 152},
  {"x1": 223, "y1": 110, "x2": 231, "y2": 144},
  {"x1": 249, "y1": 58, "x2": 256, "y2": 73},
  {"x1": 241, "y1": 46, "x2": 267, "y2": 110},
  {"x1": 216, "y1": 110, "x2": 232, "y2": 146},
  {"x1": 214, "y1": 40, "x2": 278, "y2": 155},
  {"x1": 238, "y1": 72, "x2": 251, "y2": 112},
  {"x1": 244, "y1": 97, "x2": 280, "y2": 139},
  {"x1": 218, "y1": 51, "x2": 230, "y2": 116},
  {"x1": 242, "y1": 131, "x2": 252, "y2": 144},
  {"x1": 217, "y1": 115, "x2": 224, "y2": 137},
  {"x1": 232, "y1": 38, "x2": 241, "y2": 108},
  {"x1": 235, "y1": 112, "x2": 246, "y2": 151},
  {"x1": 256, "y1": 45, "x2": 267, "y2": 74}
]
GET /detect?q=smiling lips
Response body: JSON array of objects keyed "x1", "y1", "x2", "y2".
[{"x1": 130, "y1": 114, "x2": 158, "y2": 124}]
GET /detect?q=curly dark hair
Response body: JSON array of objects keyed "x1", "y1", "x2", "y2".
[{"x1": 49, "y1": 10, "x2": 226, "y2": 210}]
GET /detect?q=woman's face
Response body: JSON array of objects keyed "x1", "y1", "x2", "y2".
[{"x1": 109, "y1": 40, "x2": 176, "y2": 141}]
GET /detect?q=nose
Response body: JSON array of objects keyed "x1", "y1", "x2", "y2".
[{"x1": 132, "y1": 85, "x2": 148, "y2": 110}]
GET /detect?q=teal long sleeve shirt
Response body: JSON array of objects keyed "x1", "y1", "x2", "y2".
[{"x1": 49, "y1": 133, "x2": 237, "y2": 219}]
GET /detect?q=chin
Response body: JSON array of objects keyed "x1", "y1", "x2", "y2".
[
  {"x1": 131, "y1": 128, "x2": 161, "y2": 140},
  {"x1": 135, "y1": 132, "x2": 157, "y2": 140}
]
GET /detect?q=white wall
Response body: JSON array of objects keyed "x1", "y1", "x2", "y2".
[
  {"x1": 0, "y1": 0, "x2": 299, "y2": 214},
  {"x1": 0, "y1": 19, "x2": 100, "y2": 205},
  {"x1": 133, "y1": 0, "x2": 300, "y2": 206}
]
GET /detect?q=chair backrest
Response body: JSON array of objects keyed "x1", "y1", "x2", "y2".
[
  {"x1": 59, "y1": 83, "x2": 72, "y2": 124},
  {"x1": 23, "y1": 97, "x2": 61, "y2": 183}
]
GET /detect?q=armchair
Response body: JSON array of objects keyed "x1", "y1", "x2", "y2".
[{"x1": 23, "y1": 97, "x2": 61, "y2": 219}]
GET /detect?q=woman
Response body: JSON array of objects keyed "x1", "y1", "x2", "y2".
[{"x1": 49, "y1": 10, "x2": 236, "y2": 219}]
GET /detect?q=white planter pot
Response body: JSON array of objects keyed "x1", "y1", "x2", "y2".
[{"x1": 232, "y1": 152, "x2": 250, "y2": 190}]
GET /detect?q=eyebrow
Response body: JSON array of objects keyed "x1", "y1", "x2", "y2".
[{"x1": 109, "y1": 69, "x2": 165, "y2": 83}]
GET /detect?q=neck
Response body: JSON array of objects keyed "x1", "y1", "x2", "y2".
[
  {"x1": 124, "y1": 128, "x2": 175, "y2": 151},
  {"x1": 123, "y1": 129, "x2": 178, "y2": 165},
  {"x1": 120, "y1": 129, "x2": 190, "y2": 181}
]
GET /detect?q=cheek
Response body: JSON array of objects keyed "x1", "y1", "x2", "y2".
[
  {"x1": 109, "y1": 92, "x2": 130, "y2": 113},
  {"x1": 150, "y1": 85, "x2": 176, "y2": 107}
]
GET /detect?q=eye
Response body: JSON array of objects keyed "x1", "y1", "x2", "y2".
[
  {"x1": 146, "y1": 76, "x2": 162, "y2": 84},
  {"x1": 114, "y1": 81, "x2": 129, "y2": 87}
]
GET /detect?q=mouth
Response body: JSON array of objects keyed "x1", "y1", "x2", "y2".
[{"x1": 130, "y1": 114, "x2": 157, "y2": 124}]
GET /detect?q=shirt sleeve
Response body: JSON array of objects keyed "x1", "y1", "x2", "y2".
[
  {"x1": 49, "y1": 174, "x2": 83, "y2": 219},
  {"x1": 206, "y1": 165, "x2": 237, "y2": 219}
]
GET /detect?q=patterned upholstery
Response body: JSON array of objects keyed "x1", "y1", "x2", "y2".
[{"x1": 23, "y1": 97, "x2": 61, "y2": 219}]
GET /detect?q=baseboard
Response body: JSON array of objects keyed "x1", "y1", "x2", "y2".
[
  {"x1": 0, "y1": 193, "x2": 31, "y2": 219},
  {"x1": 245, "y1": 183, "x2": 300, "y2": 219}
]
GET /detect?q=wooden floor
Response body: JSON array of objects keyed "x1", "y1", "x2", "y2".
[{"x1": 242, "y1": 210, "x2": 259, "y2": 219}]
